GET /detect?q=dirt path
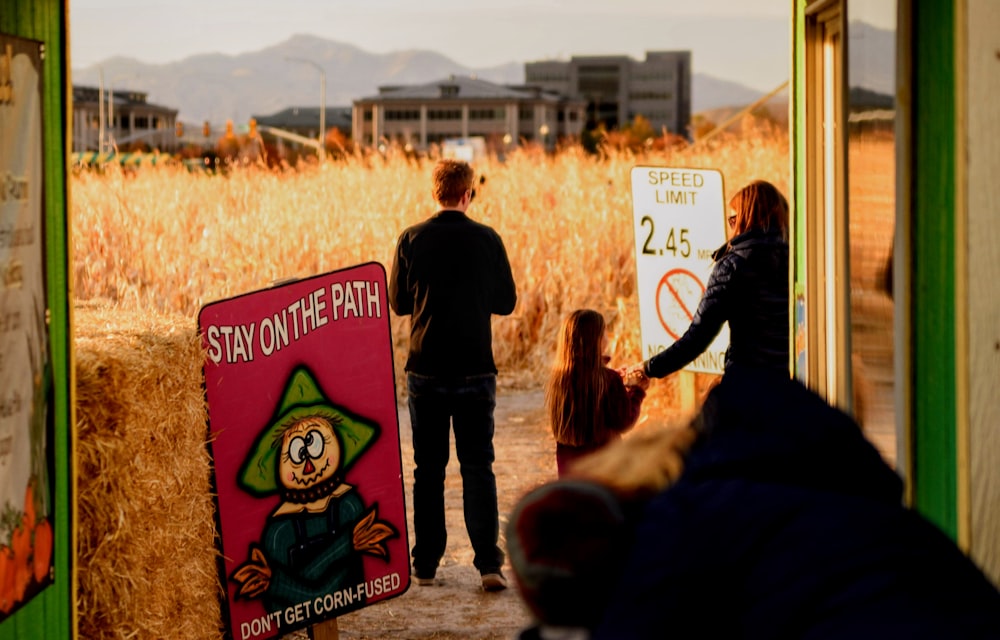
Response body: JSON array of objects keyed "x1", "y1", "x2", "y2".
[{"x1": 288, "y1": 386, "x2": 552, "y2": 640}]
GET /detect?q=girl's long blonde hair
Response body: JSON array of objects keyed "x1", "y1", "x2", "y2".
[{"x1": 546, "y1": 309, "x2": 609, "y2": 447}]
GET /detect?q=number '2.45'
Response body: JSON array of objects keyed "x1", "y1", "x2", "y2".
[{"x1": 641, "y1": 216, "x2": 691, "y2": 257}]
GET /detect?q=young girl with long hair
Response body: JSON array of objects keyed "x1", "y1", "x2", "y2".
[{"x1": 546, "y1": 309, "x2": 649, "y2": 477}]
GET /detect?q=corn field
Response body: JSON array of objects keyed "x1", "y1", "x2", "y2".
[{"x1": 72, "y1": 122, "x2": 892, "y2": 421}]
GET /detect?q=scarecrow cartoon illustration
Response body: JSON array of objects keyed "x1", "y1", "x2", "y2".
[{"x1": 230, "y1": 366, "x2": 397, "y2": 613}]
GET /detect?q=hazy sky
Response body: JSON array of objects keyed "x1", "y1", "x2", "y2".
[{"x1": 70, "y1": 0, "x2": 894, "y2": 92}]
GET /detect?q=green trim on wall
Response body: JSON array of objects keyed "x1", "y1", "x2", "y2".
[
  {"x1": 791, "y1": 1, "x2": 808, "y2": 381},
  {"x1": 792, "y1": 1, "x2": 808, "y2": 281},
  {"x1": 0, "y1": 1, "x2": 72, "y2": 638},
  {"x1": 910, "y1": 0, "x2": 958, "y2": 539}
]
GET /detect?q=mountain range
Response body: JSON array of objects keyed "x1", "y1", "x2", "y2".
[{"x1": 71, "y1": 23, "x2": 893, "y2": 126}]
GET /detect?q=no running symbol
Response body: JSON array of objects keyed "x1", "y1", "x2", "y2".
[{"x1": 655, "y1": 268, "x2": 705, "y2": 341}]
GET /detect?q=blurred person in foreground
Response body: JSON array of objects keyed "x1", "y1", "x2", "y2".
[
  {"x1": 507, "y1": 365, "x2": 1000, "y2": 639},
  {"x1": 546, "y1": 309, "x2": 649, "y2": 477},
  {"x1": 389, "y1": 158, "x2": 517, "y2": 592},
  {"x1": 625, "y1": 180, "x2": 790, "y2": 382}
]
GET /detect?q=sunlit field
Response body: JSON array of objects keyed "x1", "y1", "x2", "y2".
[{"x1": 73, "y1": 122, "x2": 892, "y2": 421}]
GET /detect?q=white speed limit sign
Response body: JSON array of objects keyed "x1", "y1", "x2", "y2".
[{"x1": 630, "y1": 166, "x2": 728, "y2": 375}]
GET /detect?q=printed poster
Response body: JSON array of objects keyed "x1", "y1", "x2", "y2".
[
  {"x1": 199, "y1": 262, "x2": 408, "y2": 640},
  {"x1": 0, "y1": 33, "x2": 54, "y2": 621}
]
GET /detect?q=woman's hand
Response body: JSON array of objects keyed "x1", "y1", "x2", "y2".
[{"x1": 620, "y1": 364, "x2": 650, "y2": 390}]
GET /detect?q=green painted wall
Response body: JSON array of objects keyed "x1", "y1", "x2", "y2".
[
  {"x1": 0, "y1": 1, "x2": 73, "y2": 638},
  {"x1": 790, "y1": 0, "x2": 959, "y2": 541},
  {"x1": 910, "y1": 0, "x2": 958, "y2": 538}
]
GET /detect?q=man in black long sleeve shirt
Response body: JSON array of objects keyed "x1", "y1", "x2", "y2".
[{"x1": 388, "y1": 159, "x2": 517, "y2": 592}]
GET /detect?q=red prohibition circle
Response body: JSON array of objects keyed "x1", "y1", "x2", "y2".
[{"x1": 655, "y1": 268, "x2": 705, "y2": 340}]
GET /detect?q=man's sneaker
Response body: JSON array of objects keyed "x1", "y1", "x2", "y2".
[
  {"x1": 412, "y1": 573, "x2": 435, "y2": 586},
  {"x1": 481, "y1": 572, "x2": 508, "y2": 592}
]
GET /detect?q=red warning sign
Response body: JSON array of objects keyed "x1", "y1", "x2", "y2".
[
  {"x1": 199, "y1": 263, "x2": 409, "y2": 640},
  {"x1": 655, "y1": 268, "x2": 705, "y2": 340}
]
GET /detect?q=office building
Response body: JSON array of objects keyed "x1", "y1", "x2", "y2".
[{"x1": 526, "y1": 51, "x2": 691, "y2": 137}]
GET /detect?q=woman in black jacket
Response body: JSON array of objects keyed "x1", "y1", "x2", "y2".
[{"x1": 627, "y1": 179, "x2": 789, "y2": 379}]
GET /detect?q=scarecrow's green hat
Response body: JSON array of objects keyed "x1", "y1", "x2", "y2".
[{"x1": 238, "y1": 366, "x2": 378, "y2": 496}]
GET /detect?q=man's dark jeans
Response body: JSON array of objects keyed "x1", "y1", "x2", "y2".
[{"x1": 407, "y1": 372, "x2": 504, "y2": 577}]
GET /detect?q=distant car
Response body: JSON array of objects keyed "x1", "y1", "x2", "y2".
[{"x1": 442, "y1": 137, "x2": 486, "y2": 162}]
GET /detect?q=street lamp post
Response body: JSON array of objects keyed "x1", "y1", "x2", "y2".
[
  {"x1": 98, "y1": 68, "x2": 131, "y2": 153},
  {"x1": 286, "y1": 57, "x2": 326, "y2": 161},
  {"x1": 98, "y1": 68, "x2": 106, "y2": 154}
]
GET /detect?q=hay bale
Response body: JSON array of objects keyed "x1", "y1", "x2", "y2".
[{"x1": 75, "y1": 302, "x2": 223, "y2": 639}]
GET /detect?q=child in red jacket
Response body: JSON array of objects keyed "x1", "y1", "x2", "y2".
[{"x1": 545, "y1": 309, "x2": 648, "y2": 477}]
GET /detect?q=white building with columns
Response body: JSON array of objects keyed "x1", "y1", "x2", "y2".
[
  {"x1": 352, "y1": 75, "x2": 586, "y2": 152},
  {"x1": 71, "y1": 85, "x2": 179, "y2": 153}
]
